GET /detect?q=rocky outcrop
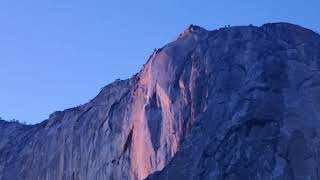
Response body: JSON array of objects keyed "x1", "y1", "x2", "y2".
[{"x1": 1, "y1": 23, "x2": 320, "y2": 180}]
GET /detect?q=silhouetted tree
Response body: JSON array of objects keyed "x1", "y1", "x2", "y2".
[{"x1": 9, "y1": 118, "x2": 19, "y2": 123}]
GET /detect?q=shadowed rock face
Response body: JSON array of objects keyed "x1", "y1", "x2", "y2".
[{"x1": 1, "y1": 23, "x2": 320, "y2": 180}]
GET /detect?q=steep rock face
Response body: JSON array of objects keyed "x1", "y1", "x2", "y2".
[
  {"x1": 1, "y1": 23, "x2": 320, "y2": 180},
  {"x1": 147, "y1": 23, "x2": 320, "y2": 180}
]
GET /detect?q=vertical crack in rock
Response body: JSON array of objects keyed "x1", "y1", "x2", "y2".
[
  {"x1": 145, "y1": 90, "x2": 163, "y2": 152},
  {"x1": 122, "y1": 128, "x2": 133, "y2": 157}
]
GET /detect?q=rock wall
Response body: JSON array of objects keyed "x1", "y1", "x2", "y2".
[{"x1": 1, "y1": 22, "x2": 320, "y2": 180}]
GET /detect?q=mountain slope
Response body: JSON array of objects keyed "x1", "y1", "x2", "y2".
[{"x1": 1, "y1": 23, "x2": 320, "y2": 180}]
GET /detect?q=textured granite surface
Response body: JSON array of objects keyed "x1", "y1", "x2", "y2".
[{"x1": 1, "y1": 23, "x2": 320, "y2": 180}]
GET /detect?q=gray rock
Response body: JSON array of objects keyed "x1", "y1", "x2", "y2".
[{"x1": 1, "y1": 22, "x2": 320, "y2": 180}]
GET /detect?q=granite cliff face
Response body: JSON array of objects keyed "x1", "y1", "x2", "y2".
[{"x1": 1, "y1": 23, "x2": 320, "y2": 180}]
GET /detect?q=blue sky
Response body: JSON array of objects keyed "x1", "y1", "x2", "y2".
[{"x1": 0, "y1": 0, "x2": 319, "y2": 124}]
